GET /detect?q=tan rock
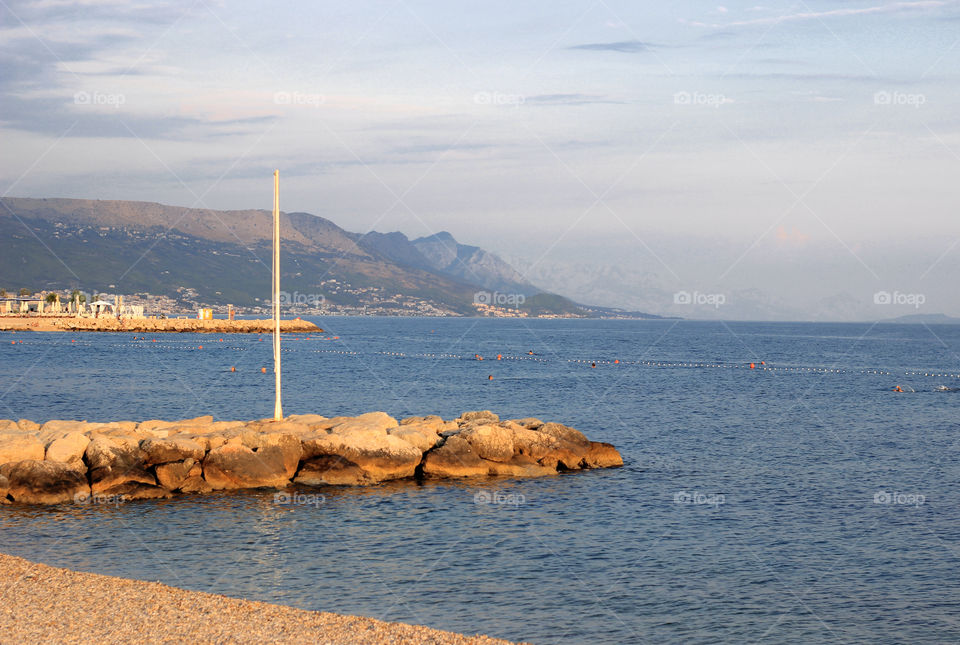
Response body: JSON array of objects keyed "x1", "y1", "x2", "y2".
[
  {"x1": 244, "y1": 420, "x2": 311, "y2": 435},
  {"x1": 486, "y1": 455, "x2": 556, "y2": 478},
  {"x1": 0, "y1": 460, "x2": 90, "y2": 504},
  {"x1": 94, "y1": 482, "x2": 172, "y2": 501},
  {"x1": 400, "y1": 415, "x2": 445, "y2": 430},
  {"x1": 538, "y1": 422, "x2": 590, "y2": 447},
  {"x1": 0, "y1": 420, "x2": 17, "y2": 433},
  {"x1": 180, "y1": 415, "x2": 213, "y2": 425},
  {"x1": 327, "y1": 412, "x2": 398, "y2": 437},
  {"x1": 459, "y1": 424, "x2": 515, "y2": 462},
  {"x1": 178, "y1": 475, "x2": 213, "y2": 494},
  {"x1": 38, "y1": 420, "x2": 91, "y2": 443},
  {"x1": 284, "y1": 414, "x2": 329, "y2": 427},
  {"x1": 139, "y1": 437, "x2": 205, "y2": 466},
  {"x1": 87, "y1": 421, "x2": 139, "y2": 434},
  {"x1": 296, "y1": 432, "x2": 421, "y2": 486},
  {"x1": 459, "y1": 410, "x2": 500, "y2": 424},
  {"x1": 45, "y1": 432, "x2": 90, "y2": 471},
  {"x1": 387, "y1": 426, "x2": 441, "y2": 452},
  {"x1": 585, "y1": 441, "x2": 623, "y2": 468},
  {"x1": 17, "y1": 419, "x2": 40, "y2": 433},
  {"x1": 85, "y1": 436, "x2": 155, "y2": 493},
  {"x1": 137, "y1": 420, "x2": 168, "y2": 432},
  {"x1": 202, "y1": 433, "x2": 300, "y2": 490},
  {"x1": 0, "y1": 434, "x2": 45, "y2": 466},
  {"x1": 421, "y1": 435, "x2": 490, "y2": 478},
  {"x1": 155, "y1": 459, "x2": 202, "y2": 490},
  {"x1": 510, "y1": 417, "x2": 544, "y2": 430},
  {"x1": 389, "y1": 416, "x2": 444, "y2": 451}
]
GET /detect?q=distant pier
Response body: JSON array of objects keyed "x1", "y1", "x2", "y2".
[{"x1": 0, "y1": 317, "x2": 321, "y2": 334}]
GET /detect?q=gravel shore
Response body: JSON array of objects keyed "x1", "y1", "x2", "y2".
[{"x1": 0, "y1": 553, "x2": 521, "y2": 644}]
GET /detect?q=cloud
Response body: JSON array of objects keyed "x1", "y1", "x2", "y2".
[
  {"x1": 686, "y1": 0, "x2": 954, "y2": 28},
  {"x1": 526, "y1": 94, "x2": 625, "y2": 106},
  {"x1": 567, "y1": 40, "x2": 652, "y2": 53}
]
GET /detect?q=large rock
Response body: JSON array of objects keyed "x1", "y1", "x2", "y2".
[
  {"x1": 0, "y1": 473, "x2": 9, "y2": 502},
  {"x1": 388, "y1": 416, "x2": 444, "y2": 452},
  {"x1": 17, "y1": 419, "x2": 40, "y2": 433},
  {"x1": 424, "y1": 420, "x2": 623, "y2": 478},
  {"x1": 90, "y1": 482, "x2": 172, "y2": 501},
  {"x1": 420, "y1": 435, "x2": 490, "y2": 478},
  {"x1": 0, "y1": 433, "x2": 45, "y2": 466},
  {"x1": 459, "y1": 410, "x2": 500, "y2": 424},
  {"x1": 0, "y1": 460, "x2": 90, "y2": 504},
  {"x1": 296, "y1": 430, "x2": 422, "y2": 486},
  {"x1": 585, "y1": 441, "x2": 624, "y2": 468},
  {"x1": 155, "y1": 458, "x2": 201, "y2": 490},
  {"x1": 45, "y1": 432, "x2": 90, "y2": 471},
  {"x1": 538, "y1": 422, "x2": 590, "y2": 447},
  {"x1": 284, "y1": 414, "x2": 329, "y2": 427},
  {"x1": 38, "y1": 420, "x2": 91, "y2": 443},
  {"x1": 139, "y1": 437, "x2": 206, "y2": 466},
  {"x1": 202, "y1": 433, "x2": 301, "y2": 490},
  {"x1": 459, "y1": 424, "x2": 515, "y2": 462},
  {"x1": 85, "y1": 436, "x2": 156, "y2": 493},
  {"x1": 243, "y1": 420, "x2": 312, "y2": 437},
  {"x1": 326, "y1": 411, "x2": 399, "y2": 436}
]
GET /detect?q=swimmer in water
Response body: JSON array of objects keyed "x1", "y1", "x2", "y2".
[{"x1": 893, "y1": 385, "x2": 903, "y2": 392}]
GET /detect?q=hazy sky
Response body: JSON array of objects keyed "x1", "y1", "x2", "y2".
[{"x1": 2, "y1": 0, "x2": 959, "y2": 317}]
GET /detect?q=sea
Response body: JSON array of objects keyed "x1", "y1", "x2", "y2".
[{"x1": 1, "y1": 318, "x2": 958, "y2": 644}]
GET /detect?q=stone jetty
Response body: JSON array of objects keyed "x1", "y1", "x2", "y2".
[
  {"x1": 0, "y1": 411, "x2": 622, "y2": 505},
  {"x1": 0, "y1": 317, "x2": 321, "y2": 333}
]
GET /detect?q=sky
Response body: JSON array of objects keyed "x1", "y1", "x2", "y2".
[{"x1": 2, "y1": 0, "x2": 959, "y2": 319}]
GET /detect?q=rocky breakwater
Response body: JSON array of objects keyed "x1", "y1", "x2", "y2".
[{"x1": 0, "y1": 411, "x2": 622, "y2": 505}]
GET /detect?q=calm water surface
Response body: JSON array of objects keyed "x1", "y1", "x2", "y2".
[{"x1": 1, "y1": 318, "x2": 959, "y2": 644}]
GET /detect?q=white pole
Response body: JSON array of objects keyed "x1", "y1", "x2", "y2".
[{"x1": 273, "y1": 169, "x2": 283, "y2": 420}]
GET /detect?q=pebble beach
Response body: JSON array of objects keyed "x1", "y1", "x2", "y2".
[{"x1": 0, "y1": 553, "x2": 521, "y2": 644}]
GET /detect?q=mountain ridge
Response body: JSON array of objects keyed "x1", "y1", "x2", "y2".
[{"x1": 0, "y1": 197, "x2": 596, "y2": 316}]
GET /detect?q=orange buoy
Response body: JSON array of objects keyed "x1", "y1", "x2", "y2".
[
  {"x1": 152, "y1": 339, "x2": 157, "y2": 342},
  {"x1": 230, "y1": 366, "x2": 236, "y2": 372},
  {"x1": 333, "y1": 336, "x2": 339, "y2": 339},
  {"x1": 750, "y1": 363, "x2": 755, "y2": 369},
  {"x1": 760, "y1": 361, "x2": 765, "y2": 365},
  {"x1": 261, "y1": 367, "x2": 267, "y2": 373},
  {"x1": 614, "y1": 359, "x2": 619, "y2": 364},
  {"x1": 198, "y1": 345, "x2": 203, "y2": 349},
  {"x1": 497, "y1": 354, "x2": 502, "y2": 360},
  {"x1": 9, "y1": 341, "x2": 14, "y2": 345},
  {"x1": 488, "y1": 374, "x2": 493, "y2": 380},
  {"x1": 71, "y1": 339, "x2": 75, "y2": 343}
]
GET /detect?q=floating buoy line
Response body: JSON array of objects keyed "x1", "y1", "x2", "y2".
[{"x1": 4, "y1": 334, "x2": 960, "y2": 380}]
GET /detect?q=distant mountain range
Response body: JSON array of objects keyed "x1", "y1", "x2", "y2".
[{"x1": 0, "y1": 197, "x2": 647, "y2": 317}]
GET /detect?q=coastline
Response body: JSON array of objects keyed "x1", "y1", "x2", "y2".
[
  {"x1": 0, "y1": 317, "x2": 321, "y2": 333},
  {"x1": 0, "y1": 552, "x2": 521, "y2": 644}
]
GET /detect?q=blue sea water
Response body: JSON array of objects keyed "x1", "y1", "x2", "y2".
[{"x1": 1, "y1": 318, "x2": 959, "y2": 644}]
